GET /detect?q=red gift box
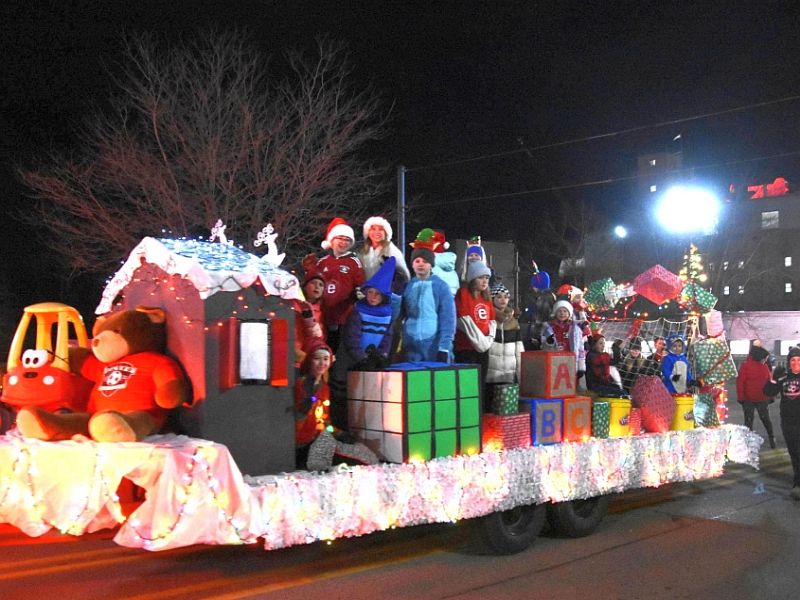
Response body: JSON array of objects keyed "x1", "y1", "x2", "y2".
[
  {"x1": 631, "y1": 375, "x2": 675, "y2": 433},
  {"x1": 629, "y1": 407, "x2": 642, "y2": 436},
  {"x1": 481, "y1": 413, "x2": 531, "y2": 450},
  {"x1": 633, "y1": 264, "x2": 682, "y2": 305}
]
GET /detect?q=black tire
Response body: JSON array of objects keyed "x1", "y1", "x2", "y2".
[
  {"x1": 547, "y1": 495, "x2": 610, "y2": 538},
  {"x1": 475, "y1": 503, "x2": 547, "y2": 555}
]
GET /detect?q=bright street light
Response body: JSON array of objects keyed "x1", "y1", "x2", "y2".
[
  {"x1": 655, "y1": 185, "x2": 720, "y2": 235},
  {"x1": 614, "y1": 225, "x2": 628, "y2": 238}
]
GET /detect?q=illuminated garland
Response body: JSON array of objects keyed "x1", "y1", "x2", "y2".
[{"x1": 0, "y1": 427, "x2": 761, "y2": 551}]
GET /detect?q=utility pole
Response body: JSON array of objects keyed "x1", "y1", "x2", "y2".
[{"x1": 397, "y1": 165, "x2": 407, "y2": 251}]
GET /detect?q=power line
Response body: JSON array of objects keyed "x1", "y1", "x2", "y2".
[
  {"x1": 412, "y1": 149, "x2": 800, "y2": 208},
  {"x1": 406, "y1": 95, "x2": 800, "y2": 173}
]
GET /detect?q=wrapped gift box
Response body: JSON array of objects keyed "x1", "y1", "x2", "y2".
[
  {"x1": 592, "y1": 400, "x2": 610, "y2": 438},
  {"x1": 520, "y1": 397, "x2": 563, "y2": 445},
  {"x1": 599, "y1": 397, "x2": 632, "y2": 438},
  {"x1": 694, "y1": 392, "x2": 720, "y2": 427},
  {"x1": 491, "y1": 383, "x2": 520, "y2": 415},
  {"x1": 520, "y1": 351, "x2": 576, "y2": 398},
  {"x1": 690, "y1": 337, "x2": 737, "y2": 385},
  {"x1": 562, "y1": 395, "x2": 592, "y2": 442},
  {"x1": 481, "y1": 413, "x2": 531, "y2": 450},
  {"x1": 631, "y1": 375, "x2": 675, "y2": 433},
  {"x1": 633, "y1": 264, "x2": 682, "y2": 305},
  {"x1": 680, "y1": 282, "x2": 718, "y2": 313},
  {"x1": 629, "y1": 407, "x2": 642, "y2": 435},
  {"x1": 585, "y1": 277, "x2": 615, "y2": 311},
  {"x1": 348, "y1": 362, "x2": 481, "y2": 463}
]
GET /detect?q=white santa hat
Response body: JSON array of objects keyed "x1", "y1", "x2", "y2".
[
  {"x1": 362, "y1": 216, "x2": 393, "y2": 241},
  {"x1": 551, "y1": 299, "x2": 574, "y2": 318},
  {"x1": 321, "y1": 217, "x2": 355, "y2": 250}
]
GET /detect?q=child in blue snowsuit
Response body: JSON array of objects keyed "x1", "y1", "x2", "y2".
[{"x1": 661, "y1": 334, "x2": 693, "y2": 394}]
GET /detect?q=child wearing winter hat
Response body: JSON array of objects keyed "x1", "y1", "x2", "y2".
[
  {"x1": 293, "y1": 269, "x2": 326, "y2": 370},
  {"x1": 358, "y1": 216, "x2": 410, "y2": 294},
  {"x1": 455, "y1": 260, "x2": 495, "y2": 406},
  {"x1": 401, "y1": 232, "x2": 456, "y2": 363},
  {"x1": 309, "y1": 217, "x2": 365, "y2": 352},
  {"x1": 486, "y1": 283, "x2": 524, "y2": 386},
  {"x1": 764, "y1": 346, "x2": 800, "y2": 498},
  {"x1": 294, "y1": 338, "x2": 377, "y2": 471},
  {"x1": 541, "y1": 297, "x2": 591, "y2": 381},
  {"x1": 660, "y1": 334, "x2": 694, "y2": 394},
  {"x1": 585, "y1": 334, "x2": 627, "y2": 397}
]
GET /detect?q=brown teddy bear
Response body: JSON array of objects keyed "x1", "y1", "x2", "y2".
[{"x1": 16, "y1": 306, "x2": 189, "y2": 442}]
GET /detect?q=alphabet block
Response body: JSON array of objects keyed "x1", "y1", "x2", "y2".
[
  {"x1": 562, "y1": 395, "x2": 592, "y2": 442},
  {"x1": 520, "y1": 397, "x2": 563, "y2": 445},
  {"x1": 520, "y1": 351, "x2": 576, "y2": 398}
]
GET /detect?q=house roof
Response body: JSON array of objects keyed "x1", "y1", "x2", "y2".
[{"x1": 96, "y1": 237, "x2": 301, "y2": 314}]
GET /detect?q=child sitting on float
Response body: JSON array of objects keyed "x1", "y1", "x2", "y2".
[{"x1": 294, "y1": 338, "x2": 377, "y2": 472}]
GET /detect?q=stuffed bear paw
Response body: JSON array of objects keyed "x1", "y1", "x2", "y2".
[{"x1": 88, "y1": 411, "x2": 138, "y2": 443}]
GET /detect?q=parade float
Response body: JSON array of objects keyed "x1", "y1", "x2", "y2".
[{"x1": 0, "y1": 231, "x2": 761, "y2": 554}]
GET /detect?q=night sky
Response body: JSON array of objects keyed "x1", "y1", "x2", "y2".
[{"x1": 2, "y1": 1, "x2": 800, "y2": 331}]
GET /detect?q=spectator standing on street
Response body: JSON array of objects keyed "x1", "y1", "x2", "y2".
[
  {"x1": 737, "y1": 345, "x2": 776, "y2": 448},
  {"x1": 764, "y1": 346, "x2": 800, "y2": 499}
]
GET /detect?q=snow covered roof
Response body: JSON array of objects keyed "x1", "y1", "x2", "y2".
[{"x1": 96, "y1": 237, "x2": 301, "y2": 314}]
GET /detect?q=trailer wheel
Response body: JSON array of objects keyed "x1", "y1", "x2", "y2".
[
  {"x1": 475, "y1": 503, "x2": 546, "y2": 555},
  {"x1": 547, "y1": 495, "x2": 610, "y2": 538}
]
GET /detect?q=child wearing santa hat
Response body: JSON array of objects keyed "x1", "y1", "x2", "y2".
[{"x1": 309, "y1": 217, "x2": 365, "y2": 352}]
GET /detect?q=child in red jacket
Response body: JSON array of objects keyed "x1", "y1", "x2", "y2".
[{"x1": 736, "y1": 345, "x2": 775, "y2": 448}]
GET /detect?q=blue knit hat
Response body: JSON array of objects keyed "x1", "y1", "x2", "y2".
[{"x1": 361, "y1": 256, "x2": 395, "y2": 300}]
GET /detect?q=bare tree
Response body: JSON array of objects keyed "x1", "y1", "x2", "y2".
[{"x1": 19, "y1": 31, "x2": 390, "y2": 275}]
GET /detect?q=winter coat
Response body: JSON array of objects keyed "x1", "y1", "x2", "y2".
[
  {"x1": 358, "y1": 242, "x2": 410, "y2": 295},
  {"x1": 541, "y1": 318, "x2": 588, "y2": 372},
  {"x1": 455, "y1": 286, "x2": 496, "y2": 353},
  {"x1": 661, "y1": 334, "x2": 693, "y2": 394},
  {"x1": 764, "y1": 370, "x2": 800, "y2": 424},
  {"x1": 317, "y1": 251, "x2": 365, "y2": 327},
  {"x1": 486, "y1": 309, "x2": 523, "y2": 383},
  {"x1": 736, "y1": 357, "x2": 772, "y2": 402},
  {"x1": 432, "y1": 251, "x2": 460, "y2": 296},
  {"x1": 401, "y1": 274, "x2": 456, "y2": 362}
]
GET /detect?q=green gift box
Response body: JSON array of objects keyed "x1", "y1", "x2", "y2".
[
  {"x1": 694, "y1": 393, "x2": 720, "y2": 428},
  {"x1": 585, "y1": 277, "x2": 615, "y2": 311},
  {"x1": 347, "y1": 363, "x2": 482, "y2": 463},
  {"x1": 592, "y1": 400, "x2": 610, "y2": 438},
  {"x1": 681, "y1": 282, "x2": 718, "y2": 313},
  {"x1": 491, "y1": 383, "x2": 519, "y2": 415},
  {"x1": 690, "y1": 338, "x2": 737, "y2": 385}
]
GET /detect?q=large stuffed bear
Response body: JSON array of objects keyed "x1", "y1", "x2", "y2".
[{"x1": 16, "y1": 306, "x2": 189, "y2": 442}]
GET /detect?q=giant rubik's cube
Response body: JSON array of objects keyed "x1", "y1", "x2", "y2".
[{"x1": 347, "y1": 363, "x2": 482, "y2": 463}]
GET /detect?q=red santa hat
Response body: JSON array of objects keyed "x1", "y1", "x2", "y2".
[
  {"x1": 362, "y1": 216, "x2": 393, "y2": 242},
  {"x1": 321, "y1": 217, "x2": 355, "y2": 250}
]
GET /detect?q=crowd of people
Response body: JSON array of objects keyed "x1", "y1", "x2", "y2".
[{"x1": 289, "y1": 216, "x2": 800, "y2": 500}]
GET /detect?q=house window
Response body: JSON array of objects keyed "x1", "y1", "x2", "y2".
[
  {"x1": 786, "y1": 256, "x2": 793, "y2": 267},
  {"x1": 737, "y1": 260, "x2": 745, "y2": 269},
  {"x1": 730, "y1": 340, "x2": 751, "y2": 355},
  {"x1": 762, "y1": 210, "x2": 780, "y2": 229},
  {"x1": 780, "y1": 340, "x2": 800, "y2": 356},
  {"x1": 722, "y1": 261, "x2": 729, "y2": 270},
  {"x1": 239, "y1": 320, "x2": 272, "y2": 382},
  {"x1": 738, "y1": 285, "x2": 745, "y2": 295},
  {"x1": 787, "y1": 283, "x2": 793, "y2": 293},
  {"x1": 650, "y1": 185, "x2": 657, "y2": 193},
  {"x1": 723, "y1": 286, "x2": 730, "y2": 295}
]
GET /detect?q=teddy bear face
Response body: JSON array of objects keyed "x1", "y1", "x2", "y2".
[{"x1": 91, "y1": 308, "x2": 167, "y2": 363}]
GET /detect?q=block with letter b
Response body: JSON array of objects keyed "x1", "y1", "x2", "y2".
[
  {"x1": 520, "y1": 351, "x2": 576, "y2": 398},
  {"x1": 520, "y1": 397, "x2": 563, "y2": 445}
]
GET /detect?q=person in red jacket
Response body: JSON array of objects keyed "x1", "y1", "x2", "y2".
[
  {"x1": 309, "y1": 217, "x2": 365, "y2": 352},
  {"x1": 455, "y1": 261, "x2": 495, "y2": 409},
  {"x1": 736, "y1": 345, "x2": 776, "y2": 448}
]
